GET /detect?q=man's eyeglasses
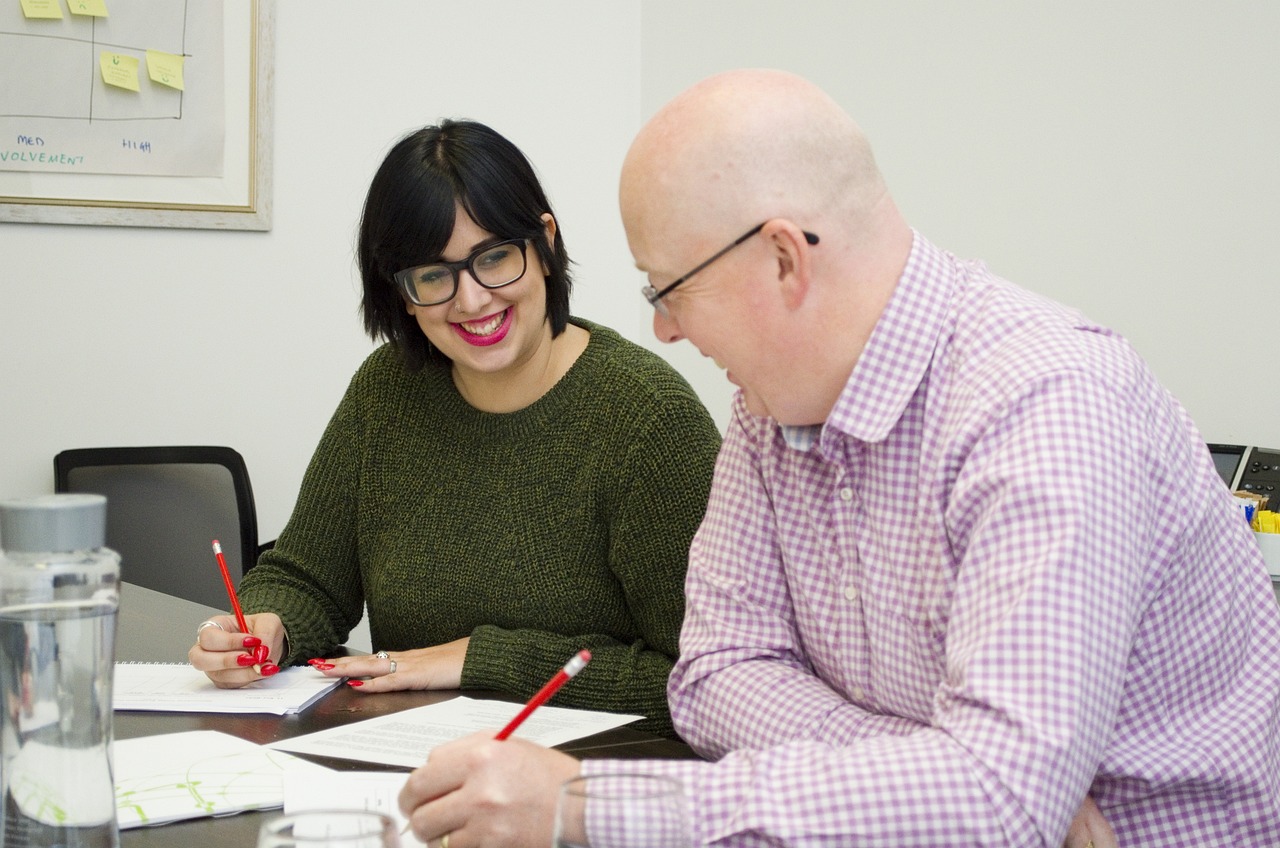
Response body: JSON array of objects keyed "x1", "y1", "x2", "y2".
[
  {"x1": 394, "y1": 238, "x2": 530, "y2": 307},
  {"x1": 641, "y1": 223, "x2": 819, "y2": 316}
]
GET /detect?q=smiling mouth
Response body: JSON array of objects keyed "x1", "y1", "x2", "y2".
[
  {"x1": 452, "y1": 307, "x2": 512, "y2": 347},
  {"x1": 460, "y1": 312, "x2": 504, "y2": 336}
]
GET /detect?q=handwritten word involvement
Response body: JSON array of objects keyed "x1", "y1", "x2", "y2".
[{"x1": 0, "y1": 151, "x2": 85, "y2": 166}]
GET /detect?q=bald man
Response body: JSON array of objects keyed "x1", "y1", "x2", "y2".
[{"x1": 400, "y1": 71, "x2": 1280, "y2": 847}]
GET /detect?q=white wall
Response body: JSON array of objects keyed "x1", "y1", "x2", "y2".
[
  {"x1": 640, "y1": 0, "x2": 1280, "y2": 447},
  {"x1": 3, "y1": 1, "x2": 1277, "y2": 544}
]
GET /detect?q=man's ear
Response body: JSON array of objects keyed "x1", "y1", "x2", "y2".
[{"x1": 763, "y1": 219, "x2": 814, "y2": 310}]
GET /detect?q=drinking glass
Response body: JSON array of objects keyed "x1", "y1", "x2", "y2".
[
  {"x1": 257, "y1": 810, "x2": 401, "y2": 848},
  {"x1": 554, "y1": 773, "x2": 691, "y2": 848}
]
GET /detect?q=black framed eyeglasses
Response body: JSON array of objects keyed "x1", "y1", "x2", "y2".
[
  {"x1": 394, "y1": 238, "x2": 530, "y2": 307},
  {"x1": 641, "y1": 223, "x2": 819, "y2": 316}
]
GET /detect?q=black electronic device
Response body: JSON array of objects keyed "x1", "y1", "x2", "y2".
[{"x1": 1207, "y1": 444, "x2": 1280, "y2": 508}]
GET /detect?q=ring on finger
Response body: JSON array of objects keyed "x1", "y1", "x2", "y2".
[
  {"x1": 440, "y1": 833, "x2": 450, "y2": 848},
  {"x1": 196, "y1": 620, "x2": 225, "y2": 638},
  {"x1": 388, "y1": 659, "x2": 397, "y2": 674},
  {"x1": 375, "y1": 650, "x2": 389, "y2": 660}
]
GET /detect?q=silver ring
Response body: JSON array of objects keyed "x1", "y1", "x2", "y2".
[
  {"x1": 388, "y1": 660, "x2": 397, "y2": 674},
  {"x1": 197, "y1": 620, "x2": 225, "y2": 636},
  {"x1": 375, "y1": 650, "x2": 389, "y2": 660}
]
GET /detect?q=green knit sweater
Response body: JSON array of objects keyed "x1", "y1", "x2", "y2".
[{"x1": 239, "y1": 319, "x2": 720, "y2": 736}]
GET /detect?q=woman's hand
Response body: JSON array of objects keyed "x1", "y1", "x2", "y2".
[
  {"x1": 188, "y1": 612, "x2": 286, "y2": 686},
  {"x1": 313, "y1": 637, "x2": 470, "y2": 692}
]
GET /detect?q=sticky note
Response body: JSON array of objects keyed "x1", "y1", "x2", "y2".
[
  {"x1": 145, "y1": 50, "x2": 185, "y2": 90},
  {"x1": 68, "y1": 0, "x2": 108, "y2": 16},
  {"x1": 100, "y1": 52, "x2": 140, "y2": 92},
  {"x1": 1258, "y1": 510, "x2": 1280, "y2": 534},
  {"x1": 20, "y1": 0, "x2": 63, "y2": 19}
]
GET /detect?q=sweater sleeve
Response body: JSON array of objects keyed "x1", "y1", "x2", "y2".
[
  {"x1": 237, "y1": 367, "x2": 369, "y2": 664},
  {"x1": 462, "y1": 375, "x2": 721, "y2": 737}
]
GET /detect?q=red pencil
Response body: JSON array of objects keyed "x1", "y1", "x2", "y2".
[
  {"x1": 494, "y1": 649, "x2": 592, "y2": 741},
  {"x1": 211, "y1": 540, "x2": 272, "y2": 670},
  {"x1": 212, "y1": 540, "x2": 249, "y2": 633}
]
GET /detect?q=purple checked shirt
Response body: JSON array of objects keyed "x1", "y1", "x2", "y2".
[{"x1": 582, "y1": 232, "x2": 1280, "y2": 846}]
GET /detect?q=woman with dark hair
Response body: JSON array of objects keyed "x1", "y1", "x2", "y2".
[{"x1": 188, "y1": 120, "x2": 721, "y2": 736}]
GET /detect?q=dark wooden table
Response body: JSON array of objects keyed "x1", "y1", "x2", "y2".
[{"x1": 116, "y1": 583, "x2": 694, "y2": 846}]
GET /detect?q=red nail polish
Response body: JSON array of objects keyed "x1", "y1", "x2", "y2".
[
  {"x1": 243, "y1": 636, "x2": 262, "y2": 648},
  {"x1": 307, "y1": 658, "x2": 325, "y2": 666},
  {"x1": 347, "y1": 680, "x2": 363, "y2": 687},
  {"x1": 253, "y1": 645, "x2": 269, "y2": 663},
  {"x1": 317, "y1": 663, "x2": 335, "y2": 670},
  {"x1": 236, "y1": 653, "x2": 255, "y2": 667},
  {"x1": 260, "y1": 664, "x2": 280, "y2": 676}
]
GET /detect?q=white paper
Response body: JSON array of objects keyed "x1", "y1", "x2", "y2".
[
  {"x1": 283, "y1": 765, "x2": 425, "y2": 847},
  {"x1": 114, "y1": 730, "x2": 329, "y2": 829},
  {"x1": 266, "y1": 696, "x2": 642, "y2": 769},
  {"x1": 0, "y1": 1, "x2": 225, "y2": 177},
  {"x1": 113, "y1": 662, "x2": 343, "y2": 715}
]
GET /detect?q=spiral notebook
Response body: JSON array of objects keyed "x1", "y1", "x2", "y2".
[{"x1": 113, "y1": 662, "x2": 342, "y2": 715}]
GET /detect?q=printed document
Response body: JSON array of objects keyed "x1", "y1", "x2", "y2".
[{"x1": 267, "y1": 696, "x2": 641, "y2": 768}]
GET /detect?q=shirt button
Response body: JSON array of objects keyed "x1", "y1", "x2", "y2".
[
  {"x1": 843, "y1": 585, "x2": 858, "y2": 602},
  {"x1": 839, "y1": 487, "x2": 853, "y2": 502},
  {"x1": 850, "y1": 685, "x2": 866, "y2": 702}
]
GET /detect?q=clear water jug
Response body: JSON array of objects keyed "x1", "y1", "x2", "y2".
[{"x1": 0, "y1": 494, "x2": 120, "y2": 848}]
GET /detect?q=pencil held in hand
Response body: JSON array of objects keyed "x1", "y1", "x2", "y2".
[
  {"x1": 212, "y1": 540, "x2": 247, "y2": 631},
  {"x1": 210, "y1": 539, "x2": 275, "y2": 674},
  {"x1": 494, "y1": 649, "x2": 591, "y2": 740}
]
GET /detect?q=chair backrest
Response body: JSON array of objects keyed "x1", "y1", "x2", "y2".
[{"x1": 53, "y1": 446, "x2": 259, "y2": 609}]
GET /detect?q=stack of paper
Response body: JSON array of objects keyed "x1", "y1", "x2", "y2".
[
  {"x1": 112, "y1": 696, "x2": 640, "y2": 836},
  {"x1": 113, "y1": 662, "x2": 342, "y2": 715}
]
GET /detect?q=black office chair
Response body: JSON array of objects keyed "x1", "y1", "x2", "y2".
[{"x1": 53, "y1": 446, "x2": 264, "y2": 609}]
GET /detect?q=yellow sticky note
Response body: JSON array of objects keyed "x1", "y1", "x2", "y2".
[
  {"x1": 68, "y1": 0, "x2": 108, "y2": 16},
  {"x1": 19, "y1": 0, "x2": 63, "y2": 19},
  {"x1": 100, "y1": 52, "x2": 140, "y2": 92},
  {"x1": 145, "y1": 50, "x2": 185, "y2": 90}
]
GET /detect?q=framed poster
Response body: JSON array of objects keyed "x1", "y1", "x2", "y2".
[{"x1": 0, "y1": 0, "x2": 274, "y2": 230}]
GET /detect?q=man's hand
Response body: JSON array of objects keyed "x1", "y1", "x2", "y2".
[{"x1": 399, "y1": 732, "x2": 580, "y2": 848}]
